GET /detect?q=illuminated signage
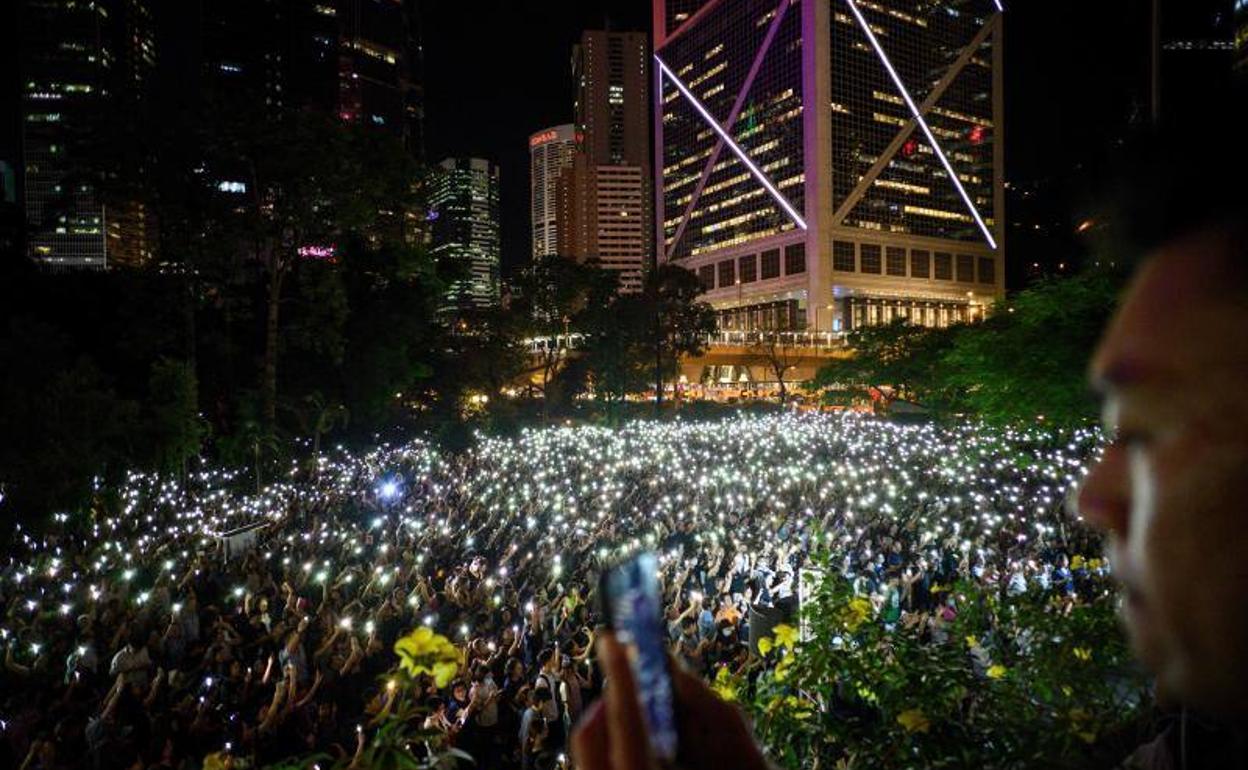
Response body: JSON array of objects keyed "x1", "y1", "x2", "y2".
[
  {"x1": 298, "y1": 244, "x2": 337, "y2": 260},
  {"x1": 529, "y1": 130, "x2": 560, "y2": 148}
]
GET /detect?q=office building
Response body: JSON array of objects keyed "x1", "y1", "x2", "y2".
[
  {"x1": 1, "y1": 0, "x2": 19, "y2": 261},
  {"x1": 529, "y1": 124, "x2": 578, "y2": 259},
  {"x1": 429, "y1": 157, "x2": 501, "y2": 309},
  {"x1": 557, "y1": 30, "x2": 653, "y2": 293},
  {"x1": 19, "y1": 0, "x2": 156, "y2": 270},
  {"x1": 196, "y1": 0, "x2": 424, "y2": 157},
  {"x1": 309, "y1": 0, "x2": 425, "y2": 157},
  {"x1": 654, "y1": 0, "x2": 1005, "y2": 332}
]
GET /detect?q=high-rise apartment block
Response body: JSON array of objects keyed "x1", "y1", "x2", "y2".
[
  {"x1": 556, "y1": 31, "x2": 653, "y2": 293},
  {"x1": 429, "y1": 157, "x2": 501, "y2": 310},
  {"x1": 654, "y1": 0, "x2": 1005, "y2": 332},
  {"x1": 530, "y1": 124, "x2": 578, "y2": 259}
]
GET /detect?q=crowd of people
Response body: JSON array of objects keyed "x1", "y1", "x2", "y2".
[{"x1": 0, "y1": 413, "x2": 1107, "y2": 770}]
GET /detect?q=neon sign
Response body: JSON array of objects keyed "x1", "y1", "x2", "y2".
[
  {"x1": 529, "y1": 131, "x2": 561, "y2": 148},
  {"x1": 298, "y1": 244, "x2": 337, "y2": 260}
]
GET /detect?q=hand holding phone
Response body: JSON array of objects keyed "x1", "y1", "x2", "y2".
[{"x1": 598, "y1": 552, "x2": 679, "y2": 763}]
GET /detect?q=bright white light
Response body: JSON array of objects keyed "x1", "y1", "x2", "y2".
[
  {"x1": 842, "y1": 0, "x2": 998, "y2": 250},
  {"x1": 655, "y1": 55, "x2": 808, "y2": 231}
]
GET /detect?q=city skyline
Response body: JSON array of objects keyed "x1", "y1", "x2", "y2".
[{"x1": 3, "y1": 1, "x2": 1239, "y2": 281}]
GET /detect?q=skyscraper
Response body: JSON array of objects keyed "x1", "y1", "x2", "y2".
[
  {"x1": 18, "y1": 0, "x2": 156, "y2": 270},
  {"x1": 429, "y1": 157, "x2": 501, "y2": 309},
  {"x1": 654, "y1": 0, "x2": 1005, "y2": 332},
  {"x1": 315, "y1": 0, "x2": 425, "y2": 158},
  {"x1": 203, "y1": 0, "x2": 425, "y2": 158},
  {"x1": 529, "y1": 124, "x2": 578, "y2": 259},
  {"x1": 556, "y1": 30, "x2": 653, "y2": 293}
]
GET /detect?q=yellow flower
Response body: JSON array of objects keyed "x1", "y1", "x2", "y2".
[
  {"x1": 774, "y1": 651, "x2": 795, "y2": 683},
  {"x1": 965, "y1": 635, "x2": 979, "y2": 649},
  {"x1": 1069, "y1": 708, "x2": 1097, "y2": 743},
  {"x1": 897, "y1": 709, "x2": 931, "y2": 733},
  {"x1": 1073, "y1": 647, "x2": 1092, "y2": 662},
  {"x1": 1070, "y1": 555, "x2": 1085, "y2": 570},
  {"x1": 757, "y1": 636, "x2": 774, "y2": 656},
  {"x1": 841, "y1": 598, "x2": 872, "y2": 631},
  {"x1": 1086, "y1": 558, "x2": 1102, "y2": 571},
  {"x1": 783, "y1": 695, "x2": 815, "y2": 720},
  {"x1": 855, "y1": 684, "x2": 878, "y2": 704},
  {"x1": 711, "y1": 667, "x2": 738, "y2": 702},
  {"x1": 394, "y1": 627, "x2": 461, "y2": 687},
  {"x1": 773, "y1": 624, "x2": 799, "y2": 649},
  {"x1": 986, "y1": 664, "x2": 1007, "y2": 680}
]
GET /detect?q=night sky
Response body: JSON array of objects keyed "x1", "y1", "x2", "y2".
[{"x1": 420, "y1": 1, "x2": 1182, "y2": 277}]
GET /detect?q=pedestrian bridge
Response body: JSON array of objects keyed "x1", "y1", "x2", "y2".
[
  {"x1": 525, "y1": 330, "x2": 849, "y2": 354},
  {"x1": 523, "y1": 330, "x2": 852, "y2": 389}
]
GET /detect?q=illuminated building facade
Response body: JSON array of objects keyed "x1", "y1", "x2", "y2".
[
  {"x1": 557, "y1": 30, "x2": 652, "y2": 293},
  {"x1": 19, "y1": 0, "x2": 156, "y2": 270},
  {"x1": 530, "y1": 124, "x2": 578, "y2": 259},
  {"x1": 654, "y1": 0, "x2": 1005, "y2": 332},
  {"x1": 429, "y1": 157, "x2": 501, "y2": 309}
]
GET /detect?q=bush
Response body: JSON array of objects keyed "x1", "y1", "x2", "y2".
[{"x1": 737, "y1": 565, "x2": 1152, "y2": 769}]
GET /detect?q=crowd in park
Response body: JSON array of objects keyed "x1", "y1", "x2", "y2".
[{"x1": 0, "y1": 413, "x2": 1114, "y2": 770}]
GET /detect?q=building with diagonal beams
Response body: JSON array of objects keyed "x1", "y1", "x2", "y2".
[{"x1": 653, "y1": 0, "x2": 1005, "y2": 333}]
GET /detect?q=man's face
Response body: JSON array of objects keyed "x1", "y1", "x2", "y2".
[{"x1": 1079, "y1": 227, "x2": 1248, "y2": 721}]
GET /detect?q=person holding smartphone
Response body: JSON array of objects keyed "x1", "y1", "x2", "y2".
[
  {"x1": 588, "y1": 552, "x2": 770, "y2": 770},
  {"x1": 573, "y1": 632, "x2": 769, "y2": 770}
]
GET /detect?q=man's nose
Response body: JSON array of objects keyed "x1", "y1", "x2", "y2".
[{"x1": 1073, "y1": 445, "x2": 1131, "y2": 536}]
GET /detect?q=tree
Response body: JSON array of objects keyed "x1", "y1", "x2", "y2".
[
  {"x1": 748, "y1": 335, "x2": 807, "y2": 405},
  {"x1": 581, "y1": 293, "x2": 653, "y2": 416},
  {"x1": 811, "y1": 270, "x2": 1122, "y2": 424},
  {"x1": 511, "y1": 256, "x2": 618, "y2": 417},
  {"x1": 205, "y1": 108, "x2": 422, "y2": 433},
  {"x1": 0, "y1": 319, "x2": 139, "y2": 519},
  {"x1": 936, "y1": 271, "x2": 1120, "y2": 425},
  {"x1": 645, "y1": 264, "x2": 717, "y2": 407},
  {"x1": 338, "y1": 239, "x2": 445, "y2": 435},
  {"x1": 145, "y1": 358, "x2": 207, "y2": 480}
]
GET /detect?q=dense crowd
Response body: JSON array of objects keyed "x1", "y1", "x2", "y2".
[{"x1": 0, "y1": 413, "x2": 1107, "y2": 770}]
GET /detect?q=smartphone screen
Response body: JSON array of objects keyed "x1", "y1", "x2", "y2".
[{"x1": 600, "y1": 551, "x2": 679, "y2": 762}]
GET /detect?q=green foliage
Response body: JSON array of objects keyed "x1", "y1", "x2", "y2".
[
  {"x1": 937, "y1": 272, "x2": 1120, "y2": 425},
  {"x1": 144, "y1": 358, "x2": 208, "y2": 477},
  {"x1": 578, "y1": 263, "x2": 716, "y2": 415},
  {"x1": 812, "y1": 271, "x2": 1123, "y2": 425},
  {"x1": 0, "y1": 319, "x2": 140, "y2": 515},
  {"x1": 739, "y1": 568, "x2": 1151, "y2": 770}
]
